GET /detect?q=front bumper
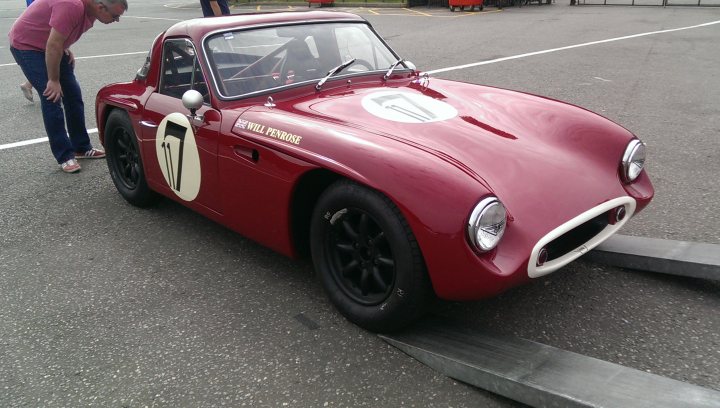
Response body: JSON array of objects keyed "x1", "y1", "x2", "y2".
[{"x1": 527, "y1": 196, "x2": 636, "y2": 278}]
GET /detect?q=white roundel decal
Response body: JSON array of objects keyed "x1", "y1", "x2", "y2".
[
  {"x1": 361, "y1": 91, "x2": 457, "y2": 123},
  {"x1": 155, "y1": 113, "x2": 201, "y2": 202}
]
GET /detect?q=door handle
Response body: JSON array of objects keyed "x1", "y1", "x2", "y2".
[
  {"x1": 139, "y1": 120, "x2": 158, "y2": 128},
  {"x1": 233, "y1": 145, "x2": 259, "y2": 163}
]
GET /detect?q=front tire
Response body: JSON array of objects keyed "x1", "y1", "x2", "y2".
[
  {"x1": 105, "y1": 109, "x2": 160, "y2": 207},
  {"x1": 310, "y1": 181, "x2": 433, "y2": 332}
]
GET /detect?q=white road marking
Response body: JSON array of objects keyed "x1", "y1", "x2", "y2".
[
  {"x1": 594, "y1": 77, "x2": 612, "y2": 82},
  {"x1": 0, "y1": 129, "x2": 97, "y2": 151},
  {"x1": 426, "y1": 19, "x2": 720, "y2": 74},
  {"x1": 2, "y1": 19, "x2": 719, "y2": 151},
  {"x1": 1, "y1": 51, "x2": 147, "y2": 67},
  {"x1": 121, "y1": 16, "x2": 183, "y2": 21}
]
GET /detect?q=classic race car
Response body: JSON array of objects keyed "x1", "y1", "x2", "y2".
[{"x1": 96, "y1": 11, "x2": 653, "y2": 332}]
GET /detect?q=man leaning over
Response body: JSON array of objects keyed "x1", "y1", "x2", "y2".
[{"x1": 8, "y1": 0, "x2": 128, "y2": 173}]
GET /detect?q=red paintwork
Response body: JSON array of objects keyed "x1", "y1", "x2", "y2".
[{"x1": 96, "y1": 11, "x2": 653, "y2": 301}]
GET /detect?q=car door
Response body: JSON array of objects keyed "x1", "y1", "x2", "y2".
[
  {"x1": 206, "y1": 27, "x2": 318, "y2": 255},
  {"x1": 140, "y1": 38, "x2": 223, "y2": 215}
]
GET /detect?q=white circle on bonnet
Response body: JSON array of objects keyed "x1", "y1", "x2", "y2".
[{"x1": 361, "y1": 91, "x2": 457, "y2": 123}]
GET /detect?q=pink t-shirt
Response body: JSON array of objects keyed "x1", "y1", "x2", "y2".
[{"x1": 9, "y1": 0, "x2": 96, "y2": 52}]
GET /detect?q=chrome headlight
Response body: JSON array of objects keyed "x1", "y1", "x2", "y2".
[
  {"x1": 621, "y1": 139, "x2": 646, "y2": 183},
  {"x1": 467, "y1": 197, "x2": 507, "y2": 252}
]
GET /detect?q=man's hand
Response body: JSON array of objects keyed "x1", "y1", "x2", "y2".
[
  {"x1": 44, "y1": 28, "x2": 68, "y2": 103},
  {"x1": 43, "y1": 80, "x2": 63, "y2": 103},
  {"x1": 65, "y1": 49, "x2": 75, "y2": 68}
]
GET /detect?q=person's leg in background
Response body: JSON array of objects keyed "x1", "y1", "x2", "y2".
[{"x1": 20, "y1": 0, "x2": 36, "y2": 102}]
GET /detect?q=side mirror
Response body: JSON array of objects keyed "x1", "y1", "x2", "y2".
[{"x1": 182, "y1": 90, "x2": 204, "y2": 117}]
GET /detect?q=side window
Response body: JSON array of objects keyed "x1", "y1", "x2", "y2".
[
  {"x1": 207, "y1": 30, "x2": 293, "y2": 96},
  {"x1": 159, "y1": 39, "x2": 209, "y2": 103}
]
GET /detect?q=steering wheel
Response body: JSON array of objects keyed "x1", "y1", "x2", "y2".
[{"x1": 345, "y1": 59, "x2": 374, "y2": 72}]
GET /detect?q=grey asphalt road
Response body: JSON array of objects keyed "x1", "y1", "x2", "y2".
[{"x1": 1, "y1": 1, "x2": 718, "y2": 406}]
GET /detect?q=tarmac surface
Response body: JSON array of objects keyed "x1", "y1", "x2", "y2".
[{"x1": 1, "y1": 0, "x2": 719, "y2": 406}]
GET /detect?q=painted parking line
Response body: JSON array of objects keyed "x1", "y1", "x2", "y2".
[
  {"x1": 404, "y1": 7, "x2": 433, "y2": 16},
  {"x1": 343, "y1": 7, "x2": 492, "y2": 16},
  {"x1": 2, "y1": 19, "x2": 719, "y2": 151},
  {"x1": 0, "y1": 129, "x2": 97, "y2": 151},
  {"x1": 427, "y1": 19, "x2": 720, "y2": 74},
  {"x1": 122, "y1": 15, "x2": 183, "y2": 22},
  {"x1": 231, "y1": 5, "x2": 490, "y2": 16},
  {"x1": 0, "y1": 51, "x2": 147, "y2": 68}
]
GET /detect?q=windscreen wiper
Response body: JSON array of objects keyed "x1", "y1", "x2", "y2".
[
  {"x1": 383, "y1": 58, "x2": 405, "y2": 80},
  {"x1": 316, "y1": 58, "x2": 357, "y2": 90}
]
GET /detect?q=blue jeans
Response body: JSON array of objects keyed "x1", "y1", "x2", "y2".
[
  {"x1": 200, "y1": 0, "x2": 230, "y2": 16},
  {"x1": 11, "y1": 47, "x2": 92, "y2": 164}
]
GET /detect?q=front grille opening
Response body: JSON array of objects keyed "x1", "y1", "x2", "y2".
[{"x1": 545, "y1": 212, "x2": 610, "y2": 262}]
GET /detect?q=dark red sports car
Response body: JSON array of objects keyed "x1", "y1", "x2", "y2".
[{"x1": 96, "y1": 11, "x2": 653, "y2": 331}]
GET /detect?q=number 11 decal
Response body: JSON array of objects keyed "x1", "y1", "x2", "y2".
[
  {"x1": 161, "y1": 121, "x2": 186, "y2": 191},
  {"x1": 155, "y1": 113, "x2": 202, "y2": 202}
]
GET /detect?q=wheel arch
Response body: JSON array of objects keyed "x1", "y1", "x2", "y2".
[
  {"x1": 96, "y1": 103, "x2": 114, "y2": 146},
  {"x1": 289, "y1": 168, "x2": 343, "y2": 258},
  {"x1": 287, "y1": 166, "x2": 437, "y2": 286},
  {"x1": 98, "y1": 104, "x2": 135, "y2": 146}
]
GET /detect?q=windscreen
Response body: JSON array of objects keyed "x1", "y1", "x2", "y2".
[{"x1": 205, "y1": 22, "x2": 398, "y2": 98}]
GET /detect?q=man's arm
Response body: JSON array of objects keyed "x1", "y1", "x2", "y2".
[
  {"x1": 209, "y1": 0, "x2": 222, "y2": 16},
  {"x1": 44, "y1": 28, "x2": 68, "y2": 103}
]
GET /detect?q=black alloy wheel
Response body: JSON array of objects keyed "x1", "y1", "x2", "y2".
[
  {"x1": 110, "y1": 123, "x2": 140, "y2": 190},
  {"x1": 310, "y1": 180, "x2": 433, "y2": 332},
  {"x1": 324, "y1": 207, "x2": 396, "y2": 306},
  {"x1": 105, "y1": 110, "x2": 160, "y2": 207}
]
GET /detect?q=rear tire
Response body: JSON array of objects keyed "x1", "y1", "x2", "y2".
[
  {"x1": 105, "y1": 110, "x2": 160, "y2": 207},
  {"x1": 310, "y1": 181, "x2": 433, "y2": 332}
]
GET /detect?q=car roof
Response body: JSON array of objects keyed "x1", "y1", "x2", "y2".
[{"x1": 164, "y1": 11, "x2": 367, "y2": 40}]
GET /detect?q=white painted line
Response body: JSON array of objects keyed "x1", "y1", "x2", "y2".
[
  {"x1": 0, "y1": 128, "x2": 97, "y2": 151},
  {"x1": 0, "y1": 137, "x2": 47, "y2": 150},
  {"x1": 1, "y1": 14, "x2": 181, "y2": 21},
  {"x1": 122, "y1": 16, "x2": 183, "y2": 22},
  {"x1": 426, "y1": 19, "x2": 720, "y2": 74},
  {"x1": 73, "y1": 51, "x2": 148, "y2": 61},
  {"x1": 2, "y1": 19, "x2": 719, "y2": 151},
  {"x1": 1, "y1": 51, "x2": 147, "y2": 68}
]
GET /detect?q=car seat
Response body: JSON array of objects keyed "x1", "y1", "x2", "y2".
[{"x1": 283, "y1": 38, "x2": 320, "y2": 84}]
